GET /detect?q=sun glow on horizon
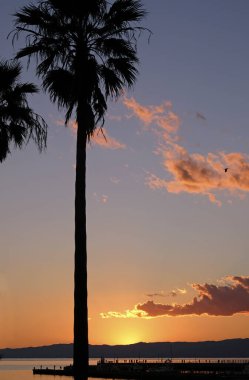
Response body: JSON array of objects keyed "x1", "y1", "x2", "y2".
[{"x1": 109, "y1": 330, "x2": 145, "y2": 346}]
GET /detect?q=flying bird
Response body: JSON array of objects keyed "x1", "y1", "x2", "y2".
[{"x1": 224, "y1": 168, "x2": 229, "y2": 172}]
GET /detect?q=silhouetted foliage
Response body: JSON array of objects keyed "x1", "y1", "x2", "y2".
[
  {"x1": 14, "y1": 0, "x2": 147, "y2": 376},
  {"x1": 0, "y1": 60, "x2": 47, "y2": 162}
]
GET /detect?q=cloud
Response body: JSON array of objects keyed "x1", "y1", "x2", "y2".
[
  {"x1": 226, "y1": 275, "x2": 249, "y2": 289},
  {"x1": 107, "y1": 114, "x2": 123, "y2": 122},
  {"x1": 101, "y1": 195, "x2": 108, "y2": 204},
  {"x1": 146, "y1": 289, "x2": 186, "y2": 298},
  {"x1": 93, "y1": 193, "x2": 109, "y2": 204},
  {"x1": 110, "y1": 177, "x2": 121, "y2": 185},
  {"x1": 122, "y1": 97, "x2": 249, "y2": 205},
  {"x1": 100, "y1": 309, "x2": 148, "y2": 319},
  {"x1": 100, "y1": 276, "x2": 249, "y2": 319},
  {"x1": 123, "y1": 97, "x2": 180, "y2": 140},
  {"x1": 178, "y1": 288, "x2": 187, "y2": 294},
  {"x1": 170, "y1": 288, "x2": 187, "y2": 297},
  {"x1": 147, "y1": 144, "x2": 249, "y2": 206},
  {"x1": 91, "y1": 128, "x2": 126, "y2": 150},
  {"x1": 196, "y1": 112, "x2": 207, "y2": 121},
  {"x1": 55, "y1": 119, "x2": 125, "y2": 150},
  {"x1": 55, "y1": 119, "x2": 77, "y2": 130},
  {"x1": 146, "y1": 291, "x2": 166, "y2": 298}
]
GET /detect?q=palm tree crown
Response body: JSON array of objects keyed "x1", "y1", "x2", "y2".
[
  {"x1": 0, "y1": 60, "x2": 47, "y2": 162},
  {"x1": 14, "y1": 0, "x2": 147, "y2": 134}
]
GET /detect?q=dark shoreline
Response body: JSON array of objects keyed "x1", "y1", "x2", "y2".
[
  {"x1": 1, "y1": 338, "x2": 249, "y2": 359},
  {"x1": 33, "y1": 359, "x2": 249, "y2": 379}
]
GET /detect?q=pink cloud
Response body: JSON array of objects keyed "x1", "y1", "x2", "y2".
[
  {"x1": 55, "y1": 119, "x2": 125, "y2": 150},
  {"x1": 123, "y1": 97, "x2": 180, "y2": 140},
  {"x1": 122, "y1": 97, "x2": 249, "y2": 205},
  {"x1": 91, "y1": 128, "x2": 126, "y2": 150},
  {"x1": 101, "y1": 195, "x2": 108, "y2": 204},
  {"x1": 93, "y1": 193, "x2": 109, "y2": 204},
  {"x1": 100, "y1": 276, "x2": 249, "y2": 318},
  {"x1": 55, "y1": 119, "x2": 77, "y2": 129},
  {"x1": 147, "y1": 143, "x2": 249, "y2": 205}
]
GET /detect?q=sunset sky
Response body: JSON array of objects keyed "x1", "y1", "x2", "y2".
[{"x1": 1, "y1": 0, "x2": 249, "y2": 349}]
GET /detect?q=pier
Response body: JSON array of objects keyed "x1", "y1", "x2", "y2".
[{"x1": 33, "y1": 358, "x2": 249, "y2": 379}]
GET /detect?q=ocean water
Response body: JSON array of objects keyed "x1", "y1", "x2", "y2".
[
  {"x1": 1, "y1": 358, "x2": 249, "y2": 380},
  {"x1": 0, "y1": 359, "x2": 104, "y2": 380}
]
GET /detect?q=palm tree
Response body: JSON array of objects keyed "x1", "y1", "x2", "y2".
[
  {"x1": 14, "y1": 0, "x2": 147, "y2": 376},
  {"x1": 0, "y1": 60, "x2": 47, "y2": 162}
]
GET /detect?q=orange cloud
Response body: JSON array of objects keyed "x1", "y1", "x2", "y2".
[
  {"x1": 101, "y1": 195, "x2": 108, "y2": 204},
  {"x1": 55, "y1": 119, "x2": 125, "y2": 150},
  {"x1": 122, "y1": 97, "x2": 249, "y2": 205},
  {"x1": 100, "y1": 276, "x2": 249, "y2": 319},
  {"x1": 146, "y1": 288, "x2": 187, "y2": 298},
  {"x1": 100, "y1": 309, "x2": 147, "y2": 319},
  {"x1": 146, "y1": 291, "x2": 166, "y2": 298},
  {"x1": 123, "y1": 97, "x2": 180, "y2": 140},
  {"x1": 55, "y1": 119, "x2": 77, "y2": 130},
  {"x1": 93, "y1": 193, "x2": 109, "y2": 204},
  {"x1": 91, "y1": 128, "x2": 126, "y2": 150},
  {"x1": 147, "y1": 144, "x2": 249, "y2": 206}
]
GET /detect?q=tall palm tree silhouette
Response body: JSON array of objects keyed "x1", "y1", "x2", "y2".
[
  {"x1": 14, "y1": 0, "x2": 147, "y2": 376},
  {"x1": 0, "y1": 60, "x2": 47, "y2": 162}
]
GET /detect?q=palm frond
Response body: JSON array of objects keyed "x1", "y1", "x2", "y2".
[
  {"x1": 0, "y1": 60, "x2": 21, "y2": 89},
  {"x1": 36, "y1": 51, "x2": 58, "y2": 76},
  {"x1": 0, "y1": 60, "x2": 47, "y2": 162},
  {"x1": 15, "y1": 4, "x2": 51, "y2": 27},
  {"x1": 100, "y1": 65, "x2": 123, "y2": 98},
  {"x1": 92, "y1": 85, "x2": 107, "y2": 124},
  {"x1": 14, "y1": 0, "x2": 147, "y2": 140},
  {"x1": 106, "y1": 57, "x2": 138, "y2": 87},
  {"x1": 14, "y1": 82, "x2": 38, "y2": 95},
  {"x1": 0, "y1": 125, "x2": 10, "y2": 162},
  {"x1": 102, "y1": 0, "x2": 146, "y2": 34},
  {"x1": 43, "y1": 68, "x2": 76, "y2": 109},
  {"x1": 50, "y1": 0, "x2": 106, "y2": 18},
  {"x1": 16, "y1": 44, "x2": 47, "y2": 60},
  {"x1": 95, "y1": 37, "x2": 136, "y2": 59}
]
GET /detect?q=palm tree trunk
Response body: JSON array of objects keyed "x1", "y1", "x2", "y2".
[{"x1": 73, "y1": 101, "x2": 89, "y2": 378}]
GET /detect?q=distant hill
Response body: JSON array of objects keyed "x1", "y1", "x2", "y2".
[{"x1": 1, "y1": 339, "x2": 249, "y2": 359}]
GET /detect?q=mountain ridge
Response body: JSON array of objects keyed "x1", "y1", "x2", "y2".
[{"x1": 1, "y1": 338, "x2": 249, "y2": 358}]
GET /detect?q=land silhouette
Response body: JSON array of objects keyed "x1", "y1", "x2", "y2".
[{"x1": 1, "y1": 338, "x2": 249, "y2": 359}]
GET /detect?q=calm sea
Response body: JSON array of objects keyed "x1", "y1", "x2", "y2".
[
  {"x1": 0, "y1": 359, "x2": 104, "y2": 380},
  {"x1": 1, "y1": 358, "x2": 249, "y2": 380}
]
